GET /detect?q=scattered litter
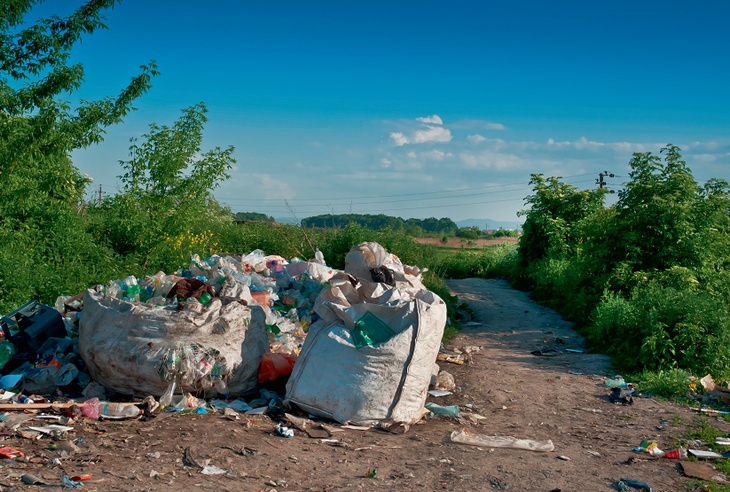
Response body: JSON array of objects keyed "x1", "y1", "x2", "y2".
[
  {"x1": 27, "y1": 424, "x2": 74, "y2": 435},
  {"x1": 223, "y1": 408, "x2": 240, "y2": 420},
  {"x1": 689, "y1": 449, "x2": 723, "y2": 459},
  {"x1": 450, "y1": 428, "x2": 555, "y2": 452},
  {"x1": 530, "y1": 349, "x2": 558, "y2": 357},
  {"x1": 425, "y1": 402, "x2": 459, "y2": 418},
  {"x1": 715, "y1": 437, "x2": 730, "y2": 445},
  {"x1": 577, "y1": 407, "x2": 603, "y2": 413},
  {"x1": 61, "y1": 475, "x2": 84, "y2": 488},
  {"x1": 697, "y1": 408, "x2": 730, "y2": 415},
  {"x1": 70, "y1": 475, "x2": 92, "y2": 481},
  {"x1": 0, "y1": 446, "x2": 24, "y2": 459},
  {"x1": 245, "y1": 407, "x2": 268, "y2": 415},
  {"x1": 614, "y1": 478, "x2": 652, "y2": 492},
  {"x1": 565, "y1": 349, "x2": 583, "y2": 353},
  {"x1": 434, "y1": 370, "x2": 456, "y2": 391},
  {"x1": 462, "y1": 322, "x2": 482, "y2": 327},
  {"x1": 276, "y1": 423, "x2": 294, "y2": 438},
  {"x1": 586, "y1": 450, "x2": 601, "y2": 457},
  {"x1": 605, "y1": 376, "x2": 629, "y2": 388},
  {"x1": 21, "y1": 474, "x2": 49, "y2": 485},
  {"x1": 437, "y1": 353, "x2": 466, "y2": 365},
  {"x1": 557, "y1": 455, "x2": 571, "y2": 461},
  {"x1": 681, "y1": 461, "x2": 727, "y2": 482},
  {"x1": 366, "y1": 468, "x2": 377, "y2": 478},
  {"x1": 610, "y1": 387, "x2": 634, "y2": 405},
  {"x1": 428, "y1": 389, "x2": 452, "y2": 397},
  {"x1": 200, "y1": 465, "x2": 227, "y2": 475}
]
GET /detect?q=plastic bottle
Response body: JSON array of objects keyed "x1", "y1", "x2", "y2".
[
  {"x1": 98, "y1": 402, "x2": 142, "y2": 418},
  {"x1": 81, "y1": 398, "x2": 141, "y2": 418},
  {"x1": 605, "y1": 376, "x2": 627, "y2": 388}
]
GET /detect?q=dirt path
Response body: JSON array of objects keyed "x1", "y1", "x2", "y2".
[{"x1": 0, "y1": 279, "x2": 724, "y2": 491}]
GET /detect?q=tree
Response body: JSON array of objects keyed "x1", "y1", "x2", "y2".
[
  {"x1": 517, "y1": 174, "x2": 606, "y2": 268},
  {"x1": 0, "y1": 0, "x2": 157, "y2": 309},
  {"x1": 0, "y1": 0, "x2": 157, "y2": 222},
  {"x1": 100, "y1": 103, "x2": 235, "y2": 266}
]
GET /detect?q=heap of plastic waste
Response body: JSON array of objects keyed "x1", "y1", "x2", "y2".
[{"x1": 95, "y1": 249, "x2": 335, "y2": 356}]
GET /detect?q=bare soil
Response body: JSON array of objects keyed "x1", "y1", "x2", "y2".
[
  {"x1": 414, "y1": 237, "x2": 518, "y2": 248},
  {"x1": 0, "y1": 278, "x2": 725, "y2": 491}
]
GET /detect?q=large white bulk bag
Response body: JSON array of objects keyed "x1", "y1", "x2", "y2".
[
  {"x1": 79, "y1": 288, "x2": 268, "y2": 397},
  {"x1": 285, "y1": 243, "x2": 446, "y2": 427}
]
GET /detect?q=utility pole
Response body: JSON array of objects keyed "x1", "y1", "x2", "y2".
[
  {"x1": 596, "y1": 171, "x2": 615, "y2": 193},
  {"x1": 98, "y1": 184, "x2": 103, "y2": 206}
]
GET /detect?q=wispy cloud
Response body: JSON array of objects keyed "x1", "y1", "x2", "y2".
[{"x1": 389, "y1": 115, "x2": 452, "y2": 146}]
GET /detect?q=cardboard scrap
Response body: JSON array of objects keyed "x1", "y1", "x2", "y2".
[{"x1": 681, "y1": 461, "x2": 728, "y2": 482}]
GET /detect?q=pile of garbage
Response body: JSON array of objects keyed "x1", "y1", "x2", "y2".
[{"x1": 0, "y1": 243, "x2": 448, "y2": 430}]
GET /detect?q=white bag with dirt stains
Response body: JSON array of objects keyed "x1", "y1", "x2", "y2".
[
  {"x1": 79, "y1": 288, "x2": 269, "y2": 397},
  {"x1": 285, "y1": 242, "x2": 446, "y2": 427}
]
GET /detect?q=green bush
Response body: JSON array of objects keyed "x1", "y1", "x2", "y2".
[{"x1": 588, "y1": 284, "x2": 730, "y2": 379}]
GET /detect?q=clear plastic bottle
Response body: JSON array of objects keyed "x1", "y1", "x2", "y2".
[{"x1": 81, "y1": 398, "x2": 141, "y2": 418}]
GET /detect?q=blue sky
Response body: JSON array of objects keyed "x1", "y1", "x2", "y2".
[{"x1": 32, "y1": 1, "x2": 730, "y2": 225}]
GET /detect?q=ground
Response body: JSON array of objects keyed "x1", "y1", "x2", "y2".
[
  {"x1": 0, "y1": 278, "x2": 726, "y2": 491},
  {"x1": 414, "y1": 237, "x2": 519, "y2": 248}
]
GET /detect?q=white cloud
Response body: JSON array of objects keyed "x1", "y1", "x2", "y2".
[
  {"x1": 390, "y1": 131, "x2": 409, "y2": 146},
  {"x1": 484, "y1": 122, "x2": 506, "y2": 130},
  {"x1": 407, "y1": 151, "x2": 417, "y2": 158},
  {"x1": 413, "y1": 125, "x2": 452, "y2": 144},
  {"x1": 380, "y1": 158, "x2": 392, "y2": 168},
  {"x1": 416, "y1": 115, "x2": 443, "y2": 125},
  {"x1": 468, "y1": 134, "x2": 486, "y2": 144},
  {"x1": 388, "y1": 115, "x2": 452, "y2": 146}
]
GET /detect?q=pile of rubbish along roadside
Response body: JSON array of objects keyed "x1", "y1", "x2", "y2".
[{"x1": 0, "y1": 242, "x2": 448, "y2": 430}]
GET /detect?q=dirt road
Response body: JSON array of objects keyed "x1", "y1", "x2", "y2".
[{"x1": 0, "y1": 278, "x2": 723, "y2": 491}]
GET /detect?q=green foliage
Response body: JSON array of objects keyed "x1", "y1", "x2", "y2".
[
  {"x1": 631, "y1": 368, "x2": 695, "y2": 399},
  {"x1": 511, "y1": 145, "x2": 730, "y2": 384},
  {"x1": 0, "y1": 1, "x2": 155, "y2": 311},
  {"x1": 434, "y1": 244, "x2": 517, "y2": 279},
  {"x1": 588, "y1": 282, "x2": 730, "y2": 378},
  {"x1": 233, "y1": 212, "x2": 276, "y2": 222},
  {"x1": 455, "y1": 226, "x2": 481, "y2": 239},
  {"x1": 301, "y1": 213, "x2": 458, "y2": 236},
  {"x1": 92, "y1": 103, "x2": 235, "y2": 270}
]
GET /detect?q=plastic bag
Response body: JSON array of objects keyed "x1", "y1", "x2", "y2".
[{"x1": 258, "y1": 353, "x2": 297, "y2": 383}]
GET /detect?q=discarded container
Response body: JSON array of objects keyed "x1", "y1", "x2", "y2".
[
  {"x1": 276, "y1": 423, "x2": 294, "y2": 438},
  {"x1": 451, "y1": 428, "x2": 555, "y2": 452},
  {"x1": 662, "y1": 448, "x2": 687, "y2": 459},
  {"x1": 605, "y1": 376, "x2": 628, "y2": 388},
  {"x1": 81, "y1": 398, "x2": 141, "y2": 419}
]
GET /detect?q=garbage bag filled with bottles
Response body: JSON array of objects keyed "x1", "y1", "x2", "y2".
[{"x1": 78, "y1": 250, "x2": 335, "y2": 398}]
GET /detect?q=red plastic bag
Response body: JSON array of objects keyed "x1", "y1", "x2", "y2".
[{"x1": 258, "y1": 353, "x2": 296, "y2": 383}]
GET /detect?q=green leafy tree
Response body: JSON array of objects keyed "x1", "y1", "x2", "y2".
[
  {"x1": 0, "y1": 0, "x2": 157, "y2": 222},
  {"x1": 99, "y1": 103, "x2": 235, "y2": 268},
  {"x1": 0, "y1": 0, "x2": 156, "y2": 310},
  {"x1": 517, "y1": 174, "x2": 606, "y2": 268}
]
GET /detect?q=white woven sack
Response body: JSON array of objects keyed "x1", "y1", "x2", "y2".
[
  {"x1": 79, "y1": 288, "x2": 268, "y2": 397},
  {"x1": 285, "y1": 289, "x2": 445, "y2": 426}
]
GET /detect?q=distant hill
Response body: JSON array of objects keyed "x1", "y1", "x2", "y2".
[{"x1": 457, "y1": 218, "x2": 523, "y2": 231}]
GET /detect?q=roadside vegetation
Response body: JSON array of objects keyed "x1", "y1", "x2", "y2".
[{"x1": 3, "y1": 2, "x2": 730, "y2": 408}]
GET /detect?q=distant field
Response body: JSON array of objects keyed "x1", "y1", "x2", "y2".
[{"x1": 415, "y1": 236, "x2": 519, "y2": 248}]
